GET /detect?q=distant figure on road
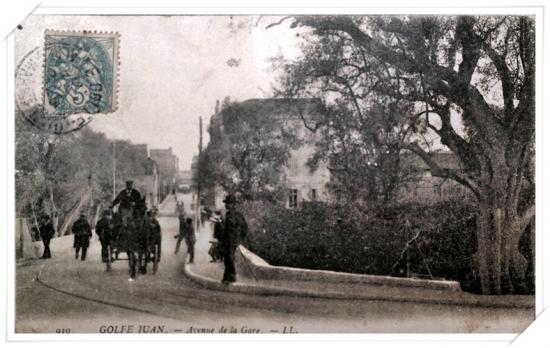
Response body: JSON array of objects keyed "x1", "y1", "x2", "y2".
[
  {"x1": 39, "y1": 214, "x2": 55, "y2": 259},
  {"x1": 220, "y1": 195, "x2": 248, "y2": 284},
  {"x1": 112, "y1": 180, "x2": 142, "y2": 217},
  {"x1": 208, "y1": 211, "x2": 223, "y2": 263},
  {"x1": 95, "y1": 209, "x2": 114, "y2": 263},
  {"x1": 175, "y1": 201, "x2": 185, "y2": 216},
  {"x1": 72, "y1": 213, "x2": 92, "y2": 261}
]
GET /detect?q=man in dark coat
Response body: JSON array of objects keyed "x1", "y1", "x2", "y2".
[
  {"x1": 220, "y1": 195, "x2": 248, "y2": 284},
  {"x1": 95, "y1": 209, "x2": 114, "y2": 263},
  {"x1": 112, "y1": 180, "x2": 142, "y2": 217},
  {"x1": 208, "y1": 211, "x2": 223, "y2": 262},
  {"x1": 174, "y1": 212, "x2": 187, "y2": 255},
  {"x1": 39, "y1": 215, "x2": 55, "y2": 259},
  {"x1": 184, "y1": 217, "x2": 196, "y2": 263},
  {"x1": 147, "y1": 209, "x2": 162, "y2": 263},
  {"x1": 72, "y1": 213, "x2": 92, "y2": 261}
]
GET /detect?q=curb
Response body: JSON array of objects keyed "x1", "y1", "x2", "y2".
[
  {"x1": 237, "y1": 246, "x2": 462, "y2": 291},
  {"x1": 183, "y1": 263, "x2": 534, "y2": 309}
]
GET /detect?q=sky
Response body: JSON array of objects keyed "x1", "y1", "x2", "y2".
[{"x1": 15, "y1": 15, "x2": 303, "y2": 170}]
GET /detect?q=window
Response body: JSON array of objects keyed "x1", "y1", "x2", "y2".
[
  {"x1": 289, "y1": 189, "x2": 298, "y2": 208},
  {"x1": 311, "y1": 188, "x2": 317, "y2": 202}
]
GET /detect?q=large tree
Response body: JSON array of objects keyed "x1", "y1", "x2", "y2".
[
  {"x1": 274, "y1": 28, "x2": 423, "y2": 203},
  {"x1": 276, "y1": 15, "x2": 535, "y2": 294},
  {"x1": 198, "y1": 99, "x2": 299, "y2": 201}
]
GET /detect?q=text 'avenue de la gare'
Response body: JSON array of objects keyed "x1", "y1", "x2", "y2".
[{"x1": 97, "y1": 325, "x2": 299, "y2": 334}]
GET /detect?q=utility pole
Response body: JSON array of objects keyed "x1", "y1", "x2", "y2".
[
  {"x1": 196, "y1": 116, "x2": 203, "y2": 233},
  {"x1": 112, "y1": 141, "x2": 116, "y2": 200}
]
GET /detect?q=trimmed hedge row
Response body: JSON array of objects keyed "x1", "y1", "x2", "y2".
[{"x1": 241, "y1": 200, "x2": 480, "y2": 291}]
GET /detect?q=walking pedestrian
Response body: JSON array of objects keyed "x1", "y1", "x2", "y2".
[
  {"x1": 72, "y1": 213, "x2": 92, "y2": 261},
  {"x1": 39, "y1": 215, "x2": 55, "y2": 259},
  {"x1": 95, "y1": 209, "x2": 114, "y2": 263},
  {"x1": 220, "y1": 195, "x2": 248, "y2": 284}
]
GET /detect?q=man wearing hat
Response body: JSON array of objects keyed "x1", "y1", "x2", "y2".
[
  {"x1": 95, "y1": 209, "x2": 114, "y2": 263},
  {"x1": 220, "y1": 194, "x2": 248, "y2": 284},
  {"x1": 112, "y1": 180, "x2": 142, "y2": 216},
  {"x1": 39, "y1": 214, "x2": 55, "y2": 259},
  {"x1": 72, "y1": 213, "x2": 92, "y2": 261}
]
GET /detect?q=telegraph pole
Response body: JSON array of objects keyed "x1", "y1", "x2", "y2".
[
  {"x1": 196, "y1": 116, "x2": 203, "y2": 233},
  {"x1": 112, "y1": 141, "x2": 116, "y2": 200}
]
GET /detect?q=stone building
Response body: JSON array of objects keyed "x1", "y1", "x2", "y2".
[
  {"x1": 150, "y1": 147, "x2": 179, "y2": 201},
  {"x1": 115, "y1": 142, "x2": 160, "y2": 209},
  {"x1": 398, "y1": 151, "x2": 472, "y2": 203}
]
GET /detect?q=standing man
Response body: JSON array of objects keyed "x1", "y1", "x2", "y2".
[
  {"x1": 184, "y1": 217, "x2": 196, "y2": 264},
  {"x1": 112, "y1": 180, "x2": 142, "y2": 217},
  {"x1": 95, "y1": 209, "x2": 114, "y2": 263},
  {"x1": 72, "y1": 213, "x2": 92, "y2": 261},
  {"x1": 39, "y1": 215, "x2": 55, "y2": 259},
  {"x1": 220, "y1": 195, "x2": 248, "y2": 284},
  {"x1": 174, "y1": 212, "x2": 187, "y2": 255},
  {"x1": 148, "y1": 208, "x2": 162, "y2": 264},
  {"x1": 208, "y1": 211, "x2": 223, "y2": 262}
]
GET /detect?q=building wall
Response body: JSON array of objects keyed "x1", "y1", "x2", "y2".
[
  {"x1": 397, "y1": 172, "x2": 473, "y2": 204},
  {"x1": 284, "y1": 144, "x2": 331, "y2": 208},
  {"x1": 397, "y1": 152, "x2": 473, "y2": 204},
  {"x1": 150, "y1": 147, "x2": 179, "y2": 201}
]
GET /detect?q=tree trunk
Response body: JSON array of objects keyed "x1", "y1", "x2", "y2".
[
  {"x1": 476, "y1": 198, "x2": 501, "y2": 294},
  {"x1": 476, "y1": 189, "x2": 529, "y2": 295}
]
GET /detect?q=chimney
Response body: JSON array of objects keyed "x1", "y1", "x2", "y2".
[{"x1": 215, "y1": 100, "x2": 220, "y2": 114}]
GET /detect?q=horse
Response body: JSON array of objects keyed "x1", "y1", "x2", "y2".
[
  {"x1": 111, "y1": 197, "x2": 148, "y2": 279},
  {"x1": 137, "y1": 210, "x2": 162, "y2": 275}
]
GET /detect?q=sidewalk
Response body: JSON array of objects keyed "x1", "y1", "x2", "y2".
[
  {"x1": 185, "y1": 222, "x2": 535, "y2": 309},
  {"x1": 158, "y1": 194, "x2": 178, "y2": 216}
]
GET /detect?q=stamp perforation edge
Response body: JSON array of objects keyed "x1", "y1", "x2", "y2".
[{"x1": 43, "y1": 29, "x2": 120, "y2": 115}]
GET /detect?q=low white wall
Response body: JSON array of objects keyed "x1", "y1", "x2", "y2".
[{"x1": 236, "y1": 245, "x2": 461, "y2": 292}]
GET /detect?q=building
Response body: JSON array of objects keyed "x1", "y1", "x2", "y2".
[
  {"x1": 150, "y1": 147, "x2": 179, "y2": 201},
  {"x1": 209, "y1": 98, "x2": 331, "y2": 210},
  {"x1": 138, "y1": 157, "x2": 160, "y2": 209},
  {"x1": 398, "y1": 151, "x2": 473, "y2": 203},
  {"x1": 113, "y1": 142, "x2": 160, "y2": 209}
]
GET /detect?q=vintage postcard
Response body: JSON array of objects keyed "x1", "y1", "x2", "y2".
[{"x1": 8, "y1": 3, "x2": 544, "y2": 342}]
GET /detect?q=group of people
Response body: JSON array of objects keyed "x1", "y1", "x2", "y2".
[
  {"x1": 36, "y1": 180, "x2": 249, "y2": 285},
  {"x1": 173, "y1": 194, "x2": 248, "y2": 284},
  {"x1": 38, "y1": 180, "x2": 162, "y2": 272}
]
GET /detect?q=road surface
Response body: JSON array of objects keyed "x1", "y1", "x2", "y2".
[{"x1": 15, "y1": 193, "x2": 534, "y2": 333}]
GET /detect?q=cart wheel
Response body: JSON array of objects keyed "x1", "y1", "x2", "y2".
[{"x1": 153, "y1": 245, "x2": 159, "y2": 274}]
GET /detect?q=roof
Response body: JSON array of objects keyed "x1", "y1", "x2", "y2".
[
  {"x1": 220, "y1": 98, "x2": 325, "y2": 119},
  {"x1": 401, "y1": 151, "x2": 462, "y2": 170}
]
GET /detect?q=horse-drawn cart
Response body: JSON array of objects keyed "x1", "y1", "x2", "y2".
[{"x1": 106, "y1": 202, "x2": 161, "y2": 278}]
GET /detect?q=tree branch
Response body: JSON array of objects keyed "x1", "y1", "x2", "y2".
[{"x1": 405, "y1": 143, "x2": 480, "y2": 198}]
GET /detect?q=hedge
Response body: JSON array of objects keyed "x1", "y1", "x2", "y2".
[{"x1": 241, "y1": 200, "x2": 483, "y2": 292}]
